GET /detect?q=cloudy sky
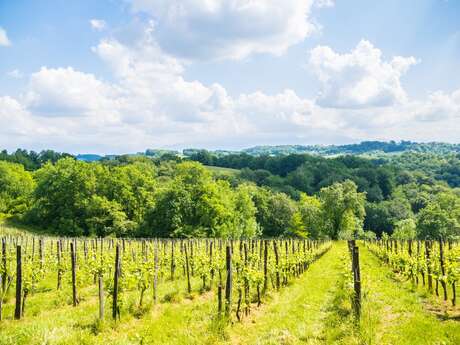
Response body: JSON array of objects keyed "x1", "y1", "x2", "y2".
[{"x1": 1, "y1": 0, "x2": 460, "y2": 154}]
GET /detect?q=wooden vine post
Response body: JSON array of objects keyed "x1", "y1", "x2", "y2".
[
  {"x1": 98, "y1": 274, "x2": 104, "y2": 320},
  {"x1": 273, "y1": 241, "x2": 280, "y2": 290},
  {"x1": 170, "y1": 241, "x2": 175, "y2": 281},
  {"x1": 209, "y1": 241, "x2": 214, "y2": 288},
  {"x1": 153, "y1": 241, "x2": 158, "y2": 304},
  {"x1": 263, "y1": 240, "x2": 268, "y2": 294},
  {"x1": 351, "y1": 243, "x2": 361, "y2": 319},
  {"x1": 112, "y1": 244, "x2": 121, "y2": 320},
  {"x1": 425, "y1": 241, "x2": 433, "y2": 292},
  {"x1": 57, "y1": 240, "x2": 62, "y2": 290},
  {"x1": 70, "y1": 242, "x2": 78, "y2": 306},
  {"x1": 14, "y1": 245, "x2": 22, "y2": 320},
  {"x1": 224, "y1": 245, "x2": 232, "y2": 317},
  {"x1": 1, "y1": 238, "x2": 6, "y2": 293},
  {"x1": 438, "y1": 240, "x2": 448, "y2": 301},
  {"x1": 184, "y1": 244, "x2": 191, "y2": 294}
]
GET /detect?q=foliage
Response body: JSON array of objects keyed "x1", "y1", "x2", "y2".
[
  {"x1": 141, "y1": 162, "x2": 259, "y2": 238},
  {"x1": 417, "y1": 192, "x2": 460, "y2": 240},
  {"x1": 319, "y1": 180, "x2": 366, "y2": 239},
  {"x1": 1, "y1": 143, "x2": 460, "y2": 240},
  {"x1": 0, "y1": 161, "x2": 35, "y2": 215},
  {"x1": 0, "y1": 148, "x2": 73, "y2": 170},
  {"x1": 391, "y1": 219, "x2": 417, "y2": 240}
]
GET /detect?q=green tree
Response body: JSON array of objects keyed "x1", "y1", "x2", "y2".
[
  {"x1": 0, "y1": 161, "x2": 35, "y2": 215},
  {"x1": 102, "y1": 162, "x2": 156, "y2": 223},
  {"x1": 417, "y1": 192, "x2": 460, "y2": 239},
  {"x1": 30, "y1": 158, "x2": 100, "y2": 235},
  {"x1": 86, "y1": 195, "x2": 134, "y2": 237},
  {"x1": 297, "y1": 194, "x2": 325, "y2": 239},
  {"x1": 142, "y1": 162, "x2": 258, "y2": 238},
  {"x1": 319, "y1": 180, "x2": 366, "y2": 239},
  {"x1": 392, "y1": 218, "x2": 417, "y2": 240},
  {"x1": 257, "y1": 192, "x2": 297, "y2": 237}
]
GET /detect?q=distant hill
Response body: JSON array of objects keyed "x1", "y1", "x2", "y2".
[
  {"x1": 240, "y1": 141, "x2": 460, "y2": 157},
  {"x1": 74, "y1": 141, "x2": 460, "y2": 162},
  {"x1": 76, "y1": 154, "x2": 103, "y2": 162}
]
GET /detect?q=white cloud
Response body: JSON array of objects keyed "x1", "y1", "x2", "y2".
[
  {"x1": 25, "y1": 67, "x2": 121, "y2": 124},
  {"x1": 1, "y1": 32, "x2": 460, "y2": 152},
  {"x1": 0, "y1": 96, "x2": 63, "y2": 149},
  {"x1": 130, "y1": 0, "x2": 317, "y2": 60},
  {"x1": 0, "y1": 27, "x2": 11, "y2": 46},
  {"x1": 309, "y1": 40, "x2": 418, "y2": 108},
  {"x1": 90, "y1": 19, "x2": 107, "y2": 31},
  {"x1": 93, "y1": 28, "x2": 213, "y2": 124},
  {"x1": 0, "y1": 96, "x2": 33, "y2": 136},
  {"x1": 412, "y1": 89, "x2": 460, "y2": 122},
  {"x1": 315, "y1": 0, "x2": 334, "y2": 8}
]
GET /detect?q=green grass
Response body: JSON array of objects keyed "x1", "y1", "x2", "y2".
[
  {"x1": 227, "y1": 242, "x2": 351, "y2": 345},
  {"x1": 0, "y1": 242, "x2": 459, "y2": 344},
  {"x1": 204, "y1": 165, "x2": 239, "y2": 176},
  {"x1": 0, "y1": 218, "x2": 52, "y2": 236},
  {"x1": 358, "y1": 245, "x2": 460, "y2": 345}
]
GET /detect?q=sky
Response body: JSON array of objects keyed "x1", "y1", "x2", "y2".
[{"x1": 0, "y1": 0, "x2": 460, "y2": 154}]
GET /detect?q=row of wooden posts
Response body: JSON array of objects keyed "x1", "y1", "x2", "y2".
[
  {"x1": 1, "y1": 243, "x2": 122, "y2": 321},
  {"x1": 2, "y1": 237, "x2": 327, "y2": 322},
  {"x1": 1, "y1": 242, "x2": 257, "y2": 321}
]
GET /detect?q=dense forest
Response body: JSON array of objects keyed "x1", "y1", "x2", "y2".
[{"x1": 0, "y1": 146, "x2": 459, "y2": 240}]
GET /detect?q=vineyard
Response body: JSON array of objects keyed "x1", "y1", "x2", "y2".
[
  {"x1": 0, "y1": 229, "x2": 458, "y2": 344},
  {"x1": 366, "y1": 239, "x2": 459, "y2": 306}
]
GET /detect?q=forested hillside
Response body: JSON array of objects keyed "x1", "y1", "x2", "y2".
[
  {"x1": 1, "y1": 146, "x2": 459, "y2": 240},
  {"x1": 184, "y1": 141, "x2": 460, "y2": 157}
]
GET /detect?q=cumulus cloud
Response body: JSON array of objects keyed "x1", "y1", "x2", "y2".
[
  {"x1": 309, "y1": 40, "x2": 418, "y2": 108},
  {"x1": 0, "y1": 96, "x2": 34, "y2": 135},
  {"x1": 412, "y1": 89, "x2": 460, "y2": 122},
  {"x1": 0, "y1": 27, "x2": 11, "y2": 46},
  {"x1": 5, "y1": 23, "x2": 340, "y2": 150},
  {"x1": 90, "y1": 25, "x2": 341, "y2": 143},
  {"x1": 130, "y1": 0, "x2": 317, "y2": 60},
  {"x1": 25, "y1": 67, "x2": 121, "y2": 124},
  {"x1": 0, "y1": 96, "x2": 66, "y2": 150},
  {"x1": 1, "y1": 29, "x2": 460, "y2": 152},
  {"x1": 93, "y1": 25, "x2": 217, "y2": 124},
  {"x1": 90, "y1": 19, "x2": 107, "y2": 31}
]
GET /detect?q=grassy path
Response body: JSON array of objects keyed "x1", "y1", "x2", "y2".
[
  {"x1": 227, "y1": 242, "x2": 348, "y2": 345},
  {"x1": 359, "y1": 244, "x2": 460, "y2": 345}
]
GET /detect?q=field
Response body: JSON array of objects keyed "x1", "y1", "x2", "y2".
[
  {"x1": 0, "y1": 226, "x2": 459, "y2": 345},
  {"x1": 204, "y1": 165, "x2": 240, "y2": 176}
]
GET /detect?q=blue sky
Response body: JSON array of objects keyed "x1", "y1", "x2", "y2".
[{"x1": 1, "y1": 0, "x2": 459, "y2": 154}]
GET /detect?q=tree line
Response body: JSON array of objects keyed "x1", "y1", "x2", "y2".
[
  {"x1": 0, "y1": 149, "x2": 459, "y2": 240},
  {"x1": 189, "y1": 150, "x2": 460, "y2": 240},
  {"x1": 1, "y1": 157, "x2": 367, "y2": 239}
]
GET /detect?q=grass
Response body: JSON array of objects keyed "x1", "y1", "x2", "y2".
[
  {"x1": 0, "y1": 273, "x2": 219, "y2": 345},
  {"x1": 0, "y1": 242, "x2": 459, "y2": 344},
  {"x1": 358, "y1": 245, "x2": 460, "y2": 345},
  {"x1": 227, "y1": 242, "x2": 350, "y2": 345},
  {"x1": 204, "y1": 165, "x2": 240, "y2": 176},
  {"x1": 0, "y1": 218, "x2": 52, "y2": 236}
]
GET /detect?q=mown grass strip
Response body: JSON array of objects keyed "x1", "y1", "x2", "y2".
[{"x1": 358, "y1": 245, "x2": 460, "y2": 345}]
